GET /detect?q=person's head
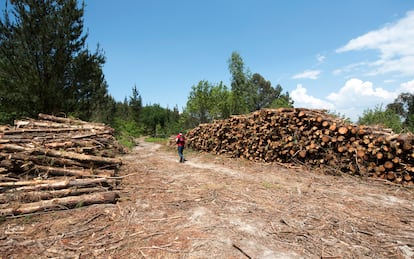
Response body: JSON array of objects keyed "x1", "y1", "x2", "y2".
[{"x1": 179, "y1": 132, "x2": 183, "y2": 136}]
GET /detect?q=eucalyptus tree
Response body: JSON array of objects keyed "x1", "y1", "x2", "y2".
[
  {"x1": 250, "y1": 73, "x2": 293, "y2": 110},
  {"x1": 228, "y1": 52, "x2": 293, "y2": 114},
  {"x1": 228, "y1": 51, "x2": 253, "y2": 114}
]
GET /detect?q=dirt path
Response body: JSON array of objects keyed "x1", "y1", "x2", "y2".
[{"x1": 1, "y1": 139, "x2": 414, "y2": 258}]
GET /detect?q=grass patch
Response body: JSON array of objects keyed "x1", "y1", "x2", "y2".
[
  {"x1": 144, "y1": 137, "x2": 168, "y2": 144},
  {"x1": 262, "y1": 182, "x2": 281, "y2": 189},
  {"x1": 117, "y1": 136, "x2": 136, "y2": 150}
]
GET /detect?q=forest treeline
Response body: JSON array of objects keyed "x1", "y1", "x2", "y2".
[{"x1": 1, "y1": 0, "x2": 413, "y2": 147}]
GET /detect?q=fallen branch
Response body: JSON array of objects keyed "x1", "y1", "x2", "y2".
[{"x1": 232, "y1": 243, "x2": 252, "y2": 259}]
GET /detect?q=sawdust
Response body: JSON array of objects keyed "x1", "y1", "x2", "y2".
[{"x1": 1, "y1": 138, "x2": 414, "y2": 258}]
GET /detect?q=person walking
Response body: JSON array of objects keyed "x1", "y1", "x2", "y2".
[{"x1": 175, "y1": 132, "x2": 186, "y2": 163}]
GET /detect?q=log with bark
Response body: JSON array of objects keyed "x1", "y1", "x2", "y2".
[
  {"x1": 0, "y1": 191, "x2": 119, "y2": 216},
  {"x1": 0, "y1": 114, "x2": 125, "y2": 217},
  {"x1": 186, "y1": 108, "x2": 414, "y2": 185}
]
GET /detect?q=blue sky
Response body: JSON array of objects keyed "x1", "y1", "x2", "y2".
[{"x1": 17, "y1": 0, "x2": 414, "y2": 121}]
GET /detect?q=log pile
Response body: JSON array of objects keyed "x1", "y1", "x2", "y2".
[
  {"x1": 0, "y1": 114, "x2": 125, "y2": 216},
  {"x1": 187, "y1": 108, "x2": 414, "y2": 185}
]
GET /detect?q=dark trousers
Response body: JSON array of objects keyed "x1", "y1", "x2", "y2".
[{"x1": 178, "y1": 146, "x2": 185, "y2": 162}]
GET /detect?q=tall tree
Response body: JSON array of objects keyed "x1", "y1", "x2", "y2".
[
  {"x1": 250, "y1": 73, "x2": 293, "y2": 110},
  {"x1": 139, "y1": 104, "x2": 167, "y2": 137},
  {"x1": 69, "y1": 48, "x2": 110, "y2": 121},
  {"x1": 185, "y1": 80, "x2": 213, "y2": 124},
  {"x1": 129, "y1": 85, "x2": 142, "y2": 123},
  {"x1": 210, "y1": 81, "x2": 231, "y2": 119},
  {"x1": 228, "y1": 52, "x2": 293, "y2": 114},
  {"x1": 0, "y1": 0, "x2": 110, "y2": 123},
  {"x1": 228, "y1": 51, "x2": 253, "y2": 114}
]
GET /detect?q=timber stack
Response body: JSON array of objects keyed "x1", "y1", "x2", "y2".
[
  {"x1": 0, "y1": 114, "x2": 124, "y2": 216},
  {"x1": 187, "y1": 108, "x2": 414, "y2": 185}
]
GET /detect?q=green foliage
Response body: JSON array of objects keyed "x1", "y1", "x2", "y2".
[
  {"x1": 210, "y1": 82, "x2": 232, "y2": 119},
  {"x1": 129, "y1": 85, "x2": 142, "y2": 123},
  {"x1": 185, "y1": 80, "x2": 212, "y2": 124},
  {"x1": 184, "y1": 80, "x2": 232, "y2": 127},
  {"x1": 227, "y1": 52, "x2": 293, "y2": 114},
  {"x1": 228, "y1": 51, "x2": 252, "y2": 114},
  {"x1": 0, "y1": 0, "x2": 111, "y2": 124},
  {"x1": 112, "y1": 118, "x2": 142, "y2": 149},
  {"x1": 144, "y1": 137, "x2": 168, "y2": 144},
  {"x1": 138, "y1": 104, "x2": 181, "y2": 137},
  {"x1": 269, "y1": 93, "x2": 294, "y2": 109},
  {"x1": 358, "y1": 105, "x2": 403, "y2": 133},
  {"x1": 387, "y1": 92, "x2": 414, "y2": 132},
  {"x1": 108, "y1": 85, "x2": 181, "y2": 148},
  {"x1": 139, "y1": 104, "x2": 166, "y2": 136}
]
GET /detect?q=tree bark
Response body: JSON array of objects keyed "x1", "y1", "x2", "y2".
[{"x1": 0, "y1": 191, "x2": 119, "y2": 216}]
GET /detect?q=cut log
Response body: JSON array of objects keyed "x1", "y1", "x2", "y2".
[
  {"x1": 186, "y1": 108, "x2": 414, "y2": 185},
  {"x1": 0, "y1": 178, "x2": 114, "y2": 190},
  {"x1": 338, "y1": 126, "x2": 348, "y2": 135},
  {"x1": 38, "y1": 113, "x2": 107, "y2": 129},
  {"x1": 0, "y1": 151, "x2": 85, "y2": 168},
  {"x1": 15, "y1": 119, "x2": 108, "y2": 131},
  {"x1": 0, "y1": 191, "x2": 119, "y2": 216},
  {"x1": 0, "y1": 186, "x2": 108, "y2": 203},
  {"x1": 33, "y1": 165, "x2": 115, "y2": 178}
]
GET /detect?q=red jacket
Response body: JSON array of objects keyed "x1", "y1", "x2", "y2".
[{"x1": 176, "y1": 134, "x2": 186, "y2": 147}]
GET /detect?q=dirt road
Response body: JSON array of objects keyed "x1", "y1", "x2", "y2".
[{"x1": 1, "y1": 139, "x2": 414, "y2": 258}]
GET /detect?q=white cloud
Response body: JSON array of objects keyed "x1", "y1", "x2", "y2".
[
  {"x1": 326, "y1": 78, "x2": 397, "y2": 106},
  {"x1": 291, "y1": 84, "x2": 334, "y2": 110},
  {"x1": 292, "y1": 79, "x2": 414, "y2": 122},
  {"x1": 398, "y1": 79, "x2": 414, "y2": 93},
  {"x1": 332, "y1": 62, "x2": 366, "y2": 76},
  {"x1": 336, "y1": 10, "x2": 414, "y2": 76},
  {"x1": 367, "y1": 56, "x2": 414, "y2": 76},
  {"x1": 316, "y1": 54, "x2": 326, "y2": 63},
  {"x1": 292, "y1": 70, "x2": 321, "y2": 80}
]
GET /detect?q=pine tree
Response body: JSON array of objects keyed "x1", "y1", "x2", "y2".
[{"x1": 0, "y1": 0, "x2": 110, "y2": 123}]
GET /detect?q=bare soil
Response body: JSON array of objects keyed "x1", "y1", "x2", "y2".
[{"x1": 1, "y1": 139, "x2": 414, "y2": 258}]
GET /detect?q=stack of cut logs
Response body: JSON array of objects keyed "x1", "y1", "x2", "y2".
[
  {"x1": 187, "y1": 108, "x2": 414, "y2": 185},
  {"x1": 0, "y1": 114, "x2": 124, "y2": 216}
]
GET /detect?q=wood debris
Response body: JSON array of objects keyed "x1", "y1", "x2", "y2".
[
  {"x1": 0, "y1": 114, "x2": 125, "y2": 216},
  {"x1": 187, "y1": 108, "x2": 414, "y2": 185}
]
